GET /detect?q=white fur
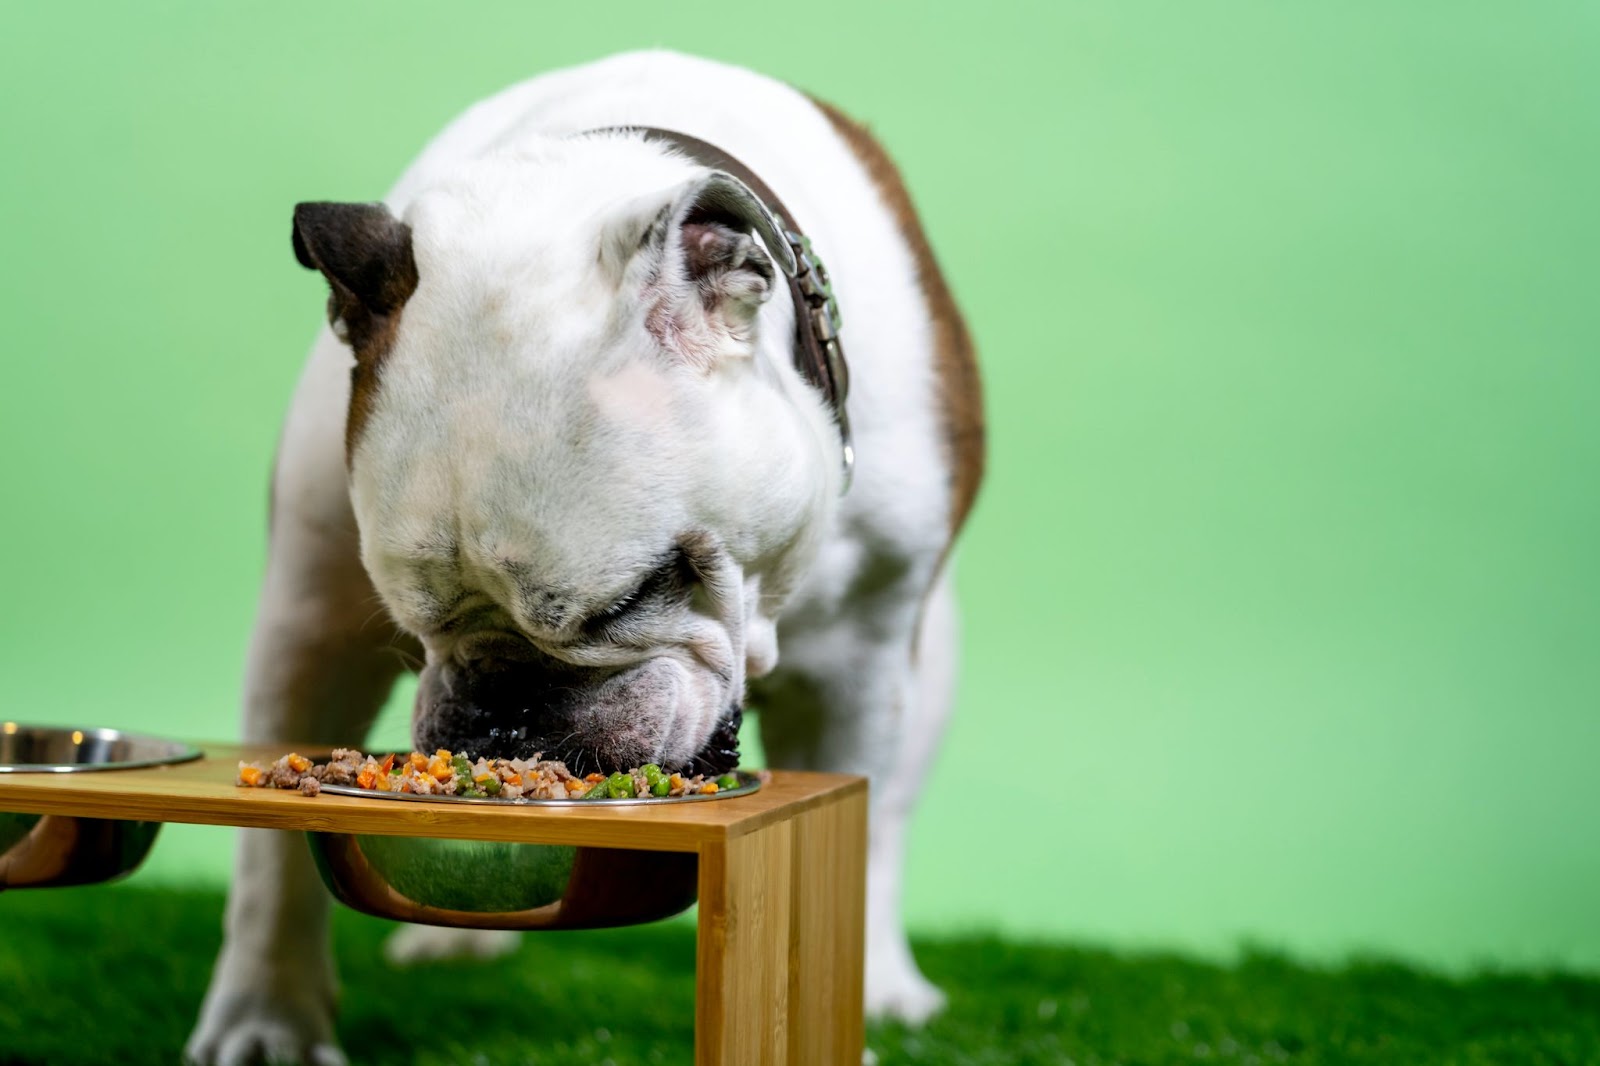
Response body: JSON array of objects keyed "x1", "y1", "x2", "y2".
[
  {"x1": 383, "y1": 926, "x2": 520, "y2": 966},
  {"x1": 189, "y1": 50, "x2": 962, "y2": 1065}
]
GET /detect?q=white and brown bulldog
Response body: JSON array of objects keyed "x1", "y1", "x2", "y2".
[{"x1": 186, "y1": 50, "x2": 983, "y2": 1066}]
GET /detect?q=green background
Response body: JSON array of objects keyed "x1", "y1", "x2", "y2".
[{"x1": 1, "y1": 1, "x2": 1595, "y2": 974}]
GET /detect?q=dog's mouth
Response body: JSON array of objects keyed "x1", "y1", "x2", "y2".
[
  {"x1": 413, "y1": 694, "x2": 743, "y2": 779},
  {"x1": 530, "y1": 706, "x2": 742, "y2": 778},
  {"x1": 674, "y1": 705, "x2": 743, "y2": 778}
]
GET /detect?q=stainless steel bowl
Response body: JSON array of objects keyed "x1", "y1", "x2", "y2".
[
  {"x1": 306, "y1": 770, "x2": 761, "y2": 930},
  {"x1": 0, "y1": 723, "x2": 202, "y2": 889},
  {"x1": 0, "y1": 723, "x2": 202, "y2": 773}
]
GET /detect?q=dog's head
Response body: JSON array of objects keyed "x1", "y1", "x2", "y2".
[{"x1": 291, "y1": 135, "x2": 843, "y2": 775}]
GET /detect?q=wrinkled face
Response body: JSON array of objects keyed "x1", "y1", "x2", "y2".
[{"x1": 291, "y1": 137, "x2": 841, "y2": 774}]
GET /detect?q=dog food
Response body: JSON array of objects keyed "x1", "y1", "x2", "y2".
[{"x1": 236, "y1": 748, "x2": 740, "y2": 800}]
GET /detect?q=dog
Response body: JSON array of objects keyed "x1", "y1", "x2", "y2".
[{"x1": 186, "y1": 49, "x2": 983, "y2": 1066}]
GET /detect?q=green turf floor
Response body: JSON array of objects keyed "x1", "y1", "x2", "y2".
[{"x1": 0, "y1": 885, "x2": 1596, "y2": 1065}]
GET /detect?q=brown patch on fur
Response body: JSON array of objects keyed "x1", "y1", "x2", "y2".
[
  {"x1": 343, "y1": 315, "x2": 405, "y2": 459},
  {"x1": 291, "y1": 202, "x2": 419, "y2": 463},
  {"x1": 809, "y1": 97, "x2": 986, "y2": 537}
]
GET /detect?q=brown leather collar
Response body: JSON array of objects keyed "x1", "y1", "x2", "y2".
[{"x1": 588, "y1": 126, "x2": 854, "y2": 493}]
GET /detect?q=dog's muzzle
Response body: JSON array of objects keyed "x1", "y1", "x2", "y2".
[{"x1": 412, "y1": 658, "x2": 741, "y2": 777}]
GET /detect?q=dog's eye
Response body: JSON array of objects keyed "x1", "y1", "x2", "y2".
[
  {"x1": 593, "y1": 587, "x2": 645, "y2": 626},
  {"x1": 581, "y1": 548, "x2": 696, "y2": 641}
]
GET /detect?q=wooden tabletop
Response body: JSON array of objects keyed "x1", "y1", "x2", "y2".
[{"x1": 0, "y1": 743, "x2": 865, "y2": 852}]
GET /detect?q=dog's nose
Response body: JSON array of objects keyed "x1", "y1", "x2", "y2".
[
  {"x1": 451, "y1": 656, "x2": 600, "y2": 722},
  {"x1": 461, "y1": 651, "x2": 522, "y2": 678},
  {"x1": 453, "y1": 631, "x2": 541, "y2": 673},
  {"x1": 415, "y1": 657, "x2": 616, "y2": 768}
]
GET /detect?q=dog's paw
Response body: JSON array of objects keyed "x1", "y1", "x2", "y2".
[
  {"x1": 185, "y1": 976, "x2": 343, "y2": 1066},
  {"x1": 865, "y1": 951, "x2": 947, "y2": 1026},
  {"x1": 383, "y1": 925, "x2": 520, "y2": 966}
]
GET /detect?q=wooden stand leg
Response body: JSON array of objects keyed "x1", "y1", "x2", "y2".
[
  {"x1": 786, "y1": 789, "x2": 868, "y2": 1064},
  {"x1": 695, "y1": 789, "x2": 868, "y2": 1066}
]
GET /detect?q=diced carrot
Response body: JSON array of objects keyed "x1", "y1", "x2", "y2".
[
  {"x1": 239, "y1": 766, "x2": 263, "y2": 787},
  {"x1": 430, "y1": 757, "x2": 454, "y2": 782},
  {"x1": 565, "y1": 779, "x2": 585, "y2": 793},
  {"x1": 669, "y1": 774, "x2": 684, "y2": 789},
  {"x1": 286, "y1": 753, "x2": 311, "y2": 773},
  {"x1": 356, "y1": 769, "x2": 376, "y2": 790},
  {"x1": 409, "y1": 752, "x2": 428, "y2": 770},
  {"x1": 397, "y1": 777, "x2": 414, "y2": 793},
  {"x1": 585, "y1": 773, "x2": 606, "y2": 783},
  {"x1": 378, "y1": 753, "x2": 396, "y2": 774},
  {"x1": 702, "y1": 782, "x2": 719, "y2": 794},
  {"x1": 503, "y1": 773, "x2": 522, "y2": 786}
]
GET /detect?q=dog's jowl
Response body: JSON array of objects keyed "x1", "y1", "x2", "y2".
[{"x1": 187, "y1": 49, "x2": 982, "y2": 1066}]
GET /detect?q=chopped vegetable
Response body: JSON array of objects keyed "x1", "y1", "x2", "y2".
[{"x1": 238, "y1": 749, "x2": 746, "y2": 803}]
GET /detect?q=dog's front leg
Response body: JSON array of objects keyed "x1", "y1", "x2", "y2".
[
  {"x1": 186, "y1": 524, "x2": 411, "y2": 1066},
  {"x1": 757, "y1": 566, "x2": 959, "y2": 1025},
  {"x1": 187, "y1": 827, "x2": 346, "y2": 1066},
  {"x1": 187, "y1": 344, "x2": 416, "y2": 1066}
]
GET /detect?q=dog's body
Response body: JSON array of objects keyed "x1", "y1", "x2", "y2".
[{"x1": 188, "y1": 50, "x2": 982, "y2": 1066}]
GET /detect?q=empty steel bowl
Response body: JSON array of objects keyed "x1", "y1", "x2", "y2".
[
  {"x1": 0, "y1": 723, "x2": 202, "y2": 890},
  {"x1": 306, "y1": 770, "x2": 761, "y2": 930}
]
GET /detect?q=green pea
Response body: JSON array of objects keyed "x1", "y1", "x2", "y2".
[
  {"x1": 642, "y1": 764, "x2": 664, "y2": 788},
  {"x1": 607, "y1": 771, "x2": 636, "y2": 799},
  {"x1": 480, "y1": 776, "x2": 502, "y2": 796},
  {"x1": 716, "y1": 774, "x2": 740, "y2": 791},
  {"x1": 455, "y1": 772, "x2": 474, "y2": 794},
  {"x1": 451, "y1": 754, "x2": 473, "y2": 776},
  {"x1": 650, "y1": 778, "x2": 671, "y2": 797},
  {"x1": 582, "y1": 781, "x2": 610, "y2": 799},
  {"x1": 460, "y1": 786, "x2": 484, "y2": 798}
]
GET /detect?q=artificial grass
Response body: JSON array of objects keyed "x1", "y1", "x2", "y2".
[{"x1": 0, "y1": 885, "x2": 1596, "y2": 1065}]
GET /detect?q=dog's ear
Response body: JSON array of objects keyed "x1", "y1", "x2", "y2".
[
  {"x1": 621, "y1": 173, "x2": 794, "y2": 368},
  {"x1": 291, "y1": 201, "x2": 418, "y2": 351}
]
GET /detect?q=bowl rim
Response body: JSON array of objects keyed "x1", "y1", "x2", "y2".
[
  {"x1": 0, "y1": 723, "x2": 204, "y2": 774},
  {"x1": 317, "y1": 768, "x2": 764, "y2": 807}
]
